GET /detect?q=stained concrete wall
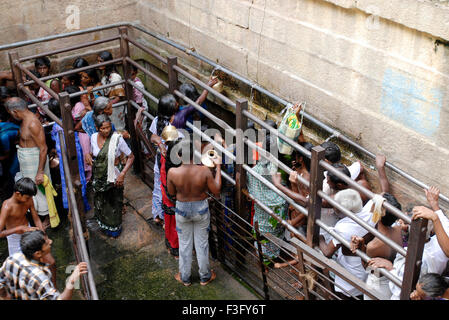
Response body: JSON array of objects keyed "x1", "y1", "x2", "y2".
[
  {"x1": 0, "y1": 0, "x2": 448, "y2": 205},
  {"x1": 137, "y1": 0, "x2": 449, "y2": 203},
  {"x1": 0, "y1": 0, "x2": 138, "y2": 68}
]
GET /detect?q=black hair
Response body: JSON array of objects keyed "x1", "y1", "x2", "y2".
[
  {"x1": 26, "y1": 70, "x2": 40, "y2": 80},
  {"x1": 0, "y1": 86, "x2": 11, "y2": 99},
  {"x1": 264, "y1": 119, "x2": 277, "y2": 130},
  {"x1": 72, "y1": 57, "x2": 89, "y2": 69},
  {"x1": 293, "y1": 141, "x2": 314, "y2": 172},
  {"x1": 94, "y1": 114, "x2": 111, "y2": 130},
  {"x1": 47, "y1": 98, "x2": 61, "y2": 119},
  {"x1": 320, "y1": 141, "x2": 341, "y2": 163},
  {"x1": 156, "y1": 94, "x2": 178, "y2": 136},
  {"x1": 419, "y1": 273, "x2": 449, "y2": 298},
  {"x1": 34, "y1": 56, "x2": 51, "y2": 71},
  {"x1": 61, "y1": 70, "x2": 77, "y2": 86},
  {"x1": 166, "y1": 138, "x2": 183, "y2": 172},
  {"x1": 63, "y1": 85, "x2": 81, "y2": 106},
  {"x1": 263, "y1": 133, "x2": 278, "y2": 157},
  {"x1": 98, "y1": 51, "x2": 116, "y2": 77},
  {"x1": 80, "y1": 68, "x2": 99, "y2": 86},
  {"x1": 179, "y1": 83, "x2": 200, "y2": 105},
  {"x1": 72, "y1": 57, "x2": 89, "y2": 86},
  {"x1": 381, "y1": 192, "x2": 402, "y2": 226},
  {"x1": 20, "y1": 230, "x2": 46, "y2": 260},
  {"x1": 14, "y1": 177, "x2": 37, "y2": 196},
  {"x1": 327, "y1": 163, "x2": 350, "y2": 186}
]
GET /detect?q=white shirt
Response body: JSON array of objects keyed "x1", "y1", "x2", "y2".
[
  {"x1": 91, "y1": 132, "x2": 131, "y2": 158},
  {"x1": 331, "y1": 200, "x2": 375, "y2": 297},
  {"x1": 421, "y1": 209, "x2": 449, "y2": 275}
]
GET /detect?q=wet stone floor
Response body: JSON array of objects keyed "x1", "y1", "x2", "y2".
[{"x1": 0, "y1": 172, "x2": 258, "y2": 300}]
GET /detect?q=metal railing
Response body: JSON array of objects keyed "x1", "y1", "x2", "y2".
[
  {"x1": 4, "y1": 23, "x2": 435, "y2": 301},
  {"x1": 119, "y1": 29, "x2": 429, "y2": 299}
]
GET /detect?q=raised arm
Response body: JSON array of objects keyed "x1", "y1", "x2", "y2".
[
  {"x1": 206, "y1": 163, "x2": 222, "y2": 197},
  {"x1": 375, "y1": 154, "x2": 389, "y2": 194},
  {"x1": 195, "y1": 77, "x2": 218, "y2": 106},
  {"x1": 412, "y1": 186, "x2": 449, "y2": 257},
  {"x1": 272, "y1": 172, "x2": 308, "y2": 207}
]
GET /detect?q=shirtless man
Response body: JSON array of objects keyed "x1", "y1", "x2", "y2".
[
  {"x1": 5, "y1": 97, "x2": 51, "y2": 228},
  {"x1": 167, "y1": 138, "x2": 221, "y2": 286},
  {"x1": 0, "y1": 177, "x2": 43, "y2": 255},
  {"x1": 349, "y1": 154, "x2": 403, "y2": 300},
  {"x1": 0, "y1": 177, "x2": 56, "y2": 285}
]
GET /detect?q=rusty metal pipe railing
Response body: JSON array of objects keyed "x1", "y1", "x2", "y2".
[
  {"x1": 16, "y1": 62, "x2": 59, "y2": 99},
  {"x1": 317, "y1": 189, "x2": 407, "y2": 257},
  {"x1": 23, "y1": 58, "x2": 123, "y2": 86},
  {"x1": 57, "y1": 131, "x2": 98, "y2": 300},
  {"x1": 127, "y1": 23, "x2": 449, "y2": 205},
  {"x1": 27, "y1": 80, "x2": 126, "y2": 110},
  {"x1": 2, "y1": 22, "x2": 448, "y2": 205},
  {"x1": 18, "y1": 85, "x2": 63, "y2": 126},
  {"x1": 125, "y1": 57, "x2": 169, "y2": 89},
  {"x1": 313, "y1": 215, "x2": 403, "y2": 287},
  {"x1": 172, "y1": 64, "x2": 236, "y2": 109},
  {"x1": 0, "y1": 22, "x2": 133, "y2": 51},
  {"x1": 124, "y1": 35, "x2": 167, "y2": 64},
  {"x1": 18, "y1": 35, "x2": 121, "y2": 62},
  {"x1": 244, "y1": 107, "x2": 411, "y2": 224},
  {"x1": 320, "y1": 160, "x2": 411, "y2": 224},
  {"x1": 127, "y1": 79, "x2": 159, "y2": 104}
]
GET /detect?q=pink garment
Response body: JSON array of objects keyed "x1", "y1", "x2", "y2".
[
  {"x1": 37, "y1": 87, "x2": 52, "y2": 116},
  {"x1": 72, "y1": 102, "x2": 92, "y2": 181}
]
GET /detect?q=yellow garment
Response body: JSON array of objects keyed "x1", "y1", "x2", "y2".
[
  {"x1": 42, "y1": 174, "x2": 60, "y2": 228},
  {"x1": 371, "y1": 194, "x2": 386, "y2": 224}
]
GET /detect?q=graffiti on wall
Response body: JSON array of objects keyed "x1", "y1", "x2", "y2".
[{"x1": 381, "y1": 68, "x2": 442, "y2": 137}]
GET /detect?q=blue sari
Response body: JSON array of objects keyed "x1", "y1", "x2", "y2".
[{"x1": 51, "y1": 124, "x2": 91, "y2": 212}]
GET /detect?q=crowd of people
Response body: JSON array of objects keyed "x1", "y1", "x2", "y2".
[
  {"x1": 0, "y1": 46, "x2": 447, "y2": 301},
  {"x1": 244, "y1": 103, "x2": 449, "y2": 300},
  {"x1": 0, "y1": 51, "x2": 144, "y2": 299}
]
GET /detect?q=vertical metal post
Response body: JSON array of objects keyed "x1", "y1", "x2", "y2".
[
  {"x1": 167, "y1": 56, "x2": 178, "y2": 94},
  {"x1": 119, "y1": 26, "x2": 141, "y2": 174},
  {"x1": 8, "y1": 51, "x2": 26, "y2": 100},
  {"x1": 400, "y1": 217, "x2": 428, "y2": 300},
  {"x1": 59, "y1": 92, "x2": 88, "y2": 239},
  {"x1": 295, "y1": 247, "x2": 311, "y2": 300},
  {"x1": 254, "y1": 221, "x2": 270, "y2": 300},
  {"x1": 307, "y1": 146, "x2": 325, "y2": 248},
  {"x1": 235, "y1": 99, "x2": 249, "y2": 269}
]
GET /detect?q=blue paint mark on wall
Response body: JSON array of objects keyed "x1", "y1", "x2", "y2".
[{"x1": 381, "y1": 68, "x2": 442, "y2": 137}]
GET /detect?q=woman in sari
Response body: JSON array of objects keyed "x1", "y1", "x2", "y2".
[
  {"x1": 86, "y1": 114, "x2": 134, "y2": 238},
  {"x1": 247, "y1": 134, "x2": 288, "y2": 263}
]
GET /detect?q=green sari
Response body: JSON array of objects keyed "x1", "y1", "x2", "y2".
[{"x1": 92, "y1": 134, "x2": 123, "y2": 237}]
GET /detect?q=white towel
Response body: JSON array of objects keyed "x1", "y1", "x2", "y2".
[{"x1": 107, "y1": 132, "x2": 121, "y2": 184}]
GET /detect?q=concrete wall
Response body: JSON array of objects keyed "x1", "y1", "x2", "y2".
[
  {"x1": 0, "y1": 0, "x2": 138, "y2": 67},
  {"x1": 137, "y1": 0, "x2": 449, "y2": 202},
  {"x1": 0, "y1": 0, "x2": 448, "y2": 205}
]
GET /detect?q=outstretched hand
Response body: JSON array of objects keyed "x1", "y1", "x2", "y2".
[
  {"x1": 367, "y1": 257, "x2": 393, "y2": 271},
  {"x1": 350, "y1": 235, "x2": 364, "y2": 253},
  {"x1": 207, "y1": 76, "x2": 219, "y2": 87},
  {"x1": 425, "y1": 186, "x2": 440, "y2": 211},
  {"x1": 272, "y1": 172, "x2": 282, "y2": 187},
  {"x1": 375, "y1": 154, "x2": 386, "y2": 169}
]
